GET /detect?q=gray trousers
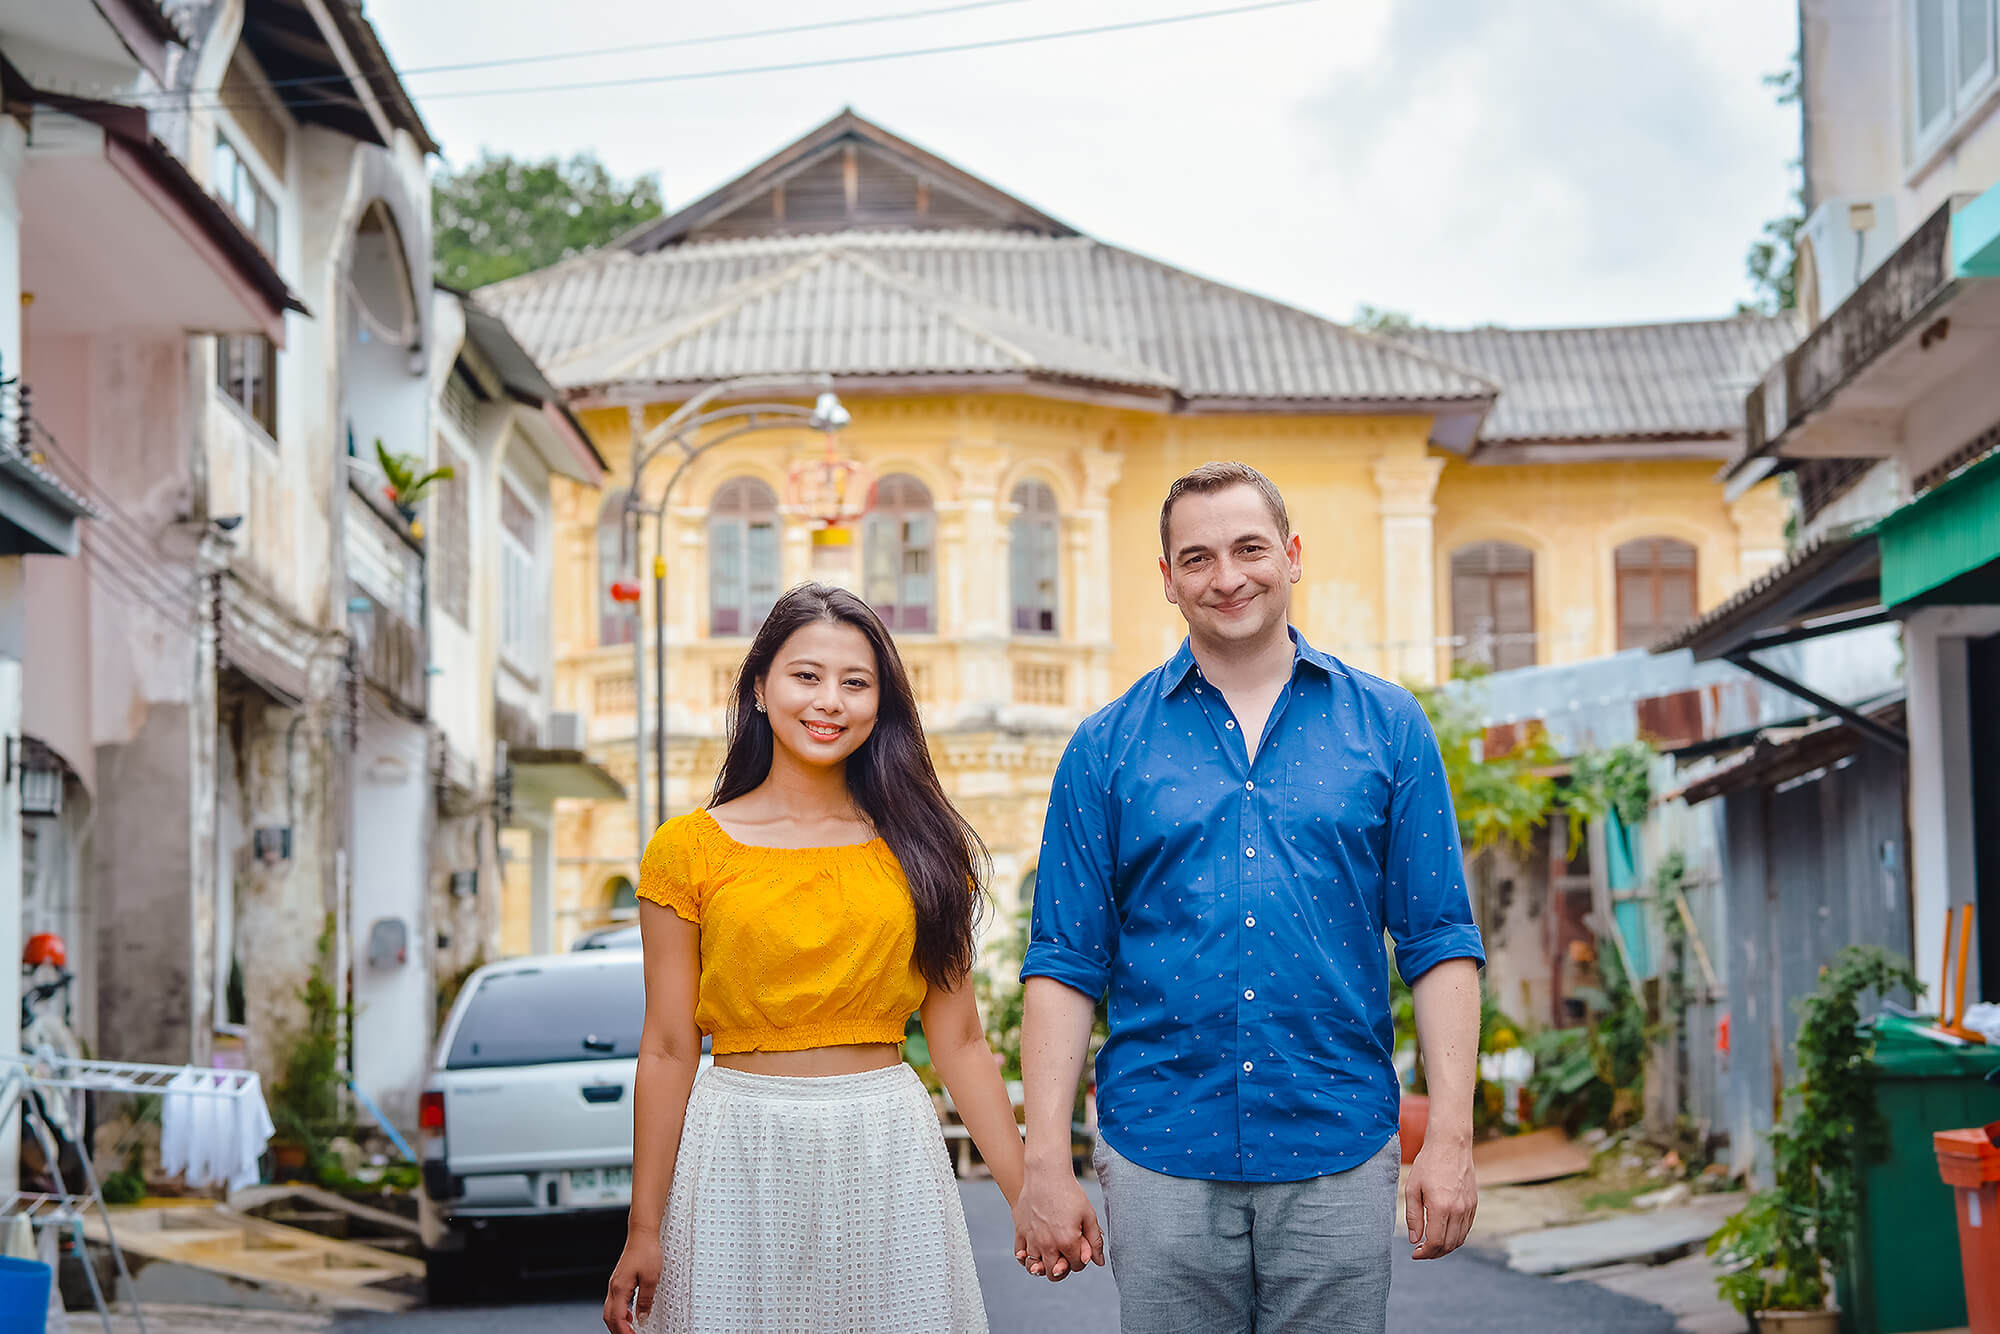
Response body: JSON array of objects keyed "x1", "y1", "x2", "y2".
[{"x1": 1093, "y1": 1134, "x2": 1400, "y2": 1334}]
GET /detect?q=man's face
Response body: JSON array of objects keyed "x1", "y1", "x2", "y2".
[{"x1": 1158, "y1": 484, "x2": 1302, "y2": 649}]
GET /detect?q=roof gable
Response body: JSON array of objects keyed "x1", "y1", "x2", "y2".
[
  {"x1": 552, "y1": 245, "x2": 1174, "y2": 394},
  {"x1": 620, "y1": 110, "x2": 1076, "y2": 251}
]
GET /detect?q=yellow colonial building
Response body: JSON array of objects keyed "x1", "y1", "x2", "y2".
[{"x1": 480, "y1": 111, "x2": 1795, "y2": 955}]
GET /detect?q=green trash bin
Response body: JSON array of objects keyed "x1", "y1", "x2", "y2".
[{"x1": 1837, "y1": 1016, "x2": 2000, "y2": 1334}]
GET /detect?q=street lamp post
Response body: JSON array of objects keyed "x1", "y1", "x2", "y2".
[{"x1": 622, "y1": 377, "x2": 850, "y2": 858}]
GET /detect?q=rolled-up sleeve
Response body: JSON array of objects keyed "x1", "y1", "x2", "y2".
[
  {"x1": 1384, "y1": 695, "x2": 1486, "y2": 983},
  {"x1": 1021, "y1": 730, "x2": 1118, "y2": 1000}
]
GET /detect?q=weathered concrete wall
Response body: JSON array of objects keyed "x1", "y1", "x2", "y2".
[
  {"x1": 93, "y1": 702, "x2": 197, "y2": 1062},
  {"x1": 348, "y1": 705, "x2": 431, "y2": 1129},
  {"x1": 217, "y1": 689, "x2": 341, "y2": 1085},
  {"x1": 430, "y1": 802, "x2": 500, "y2": 1029}
]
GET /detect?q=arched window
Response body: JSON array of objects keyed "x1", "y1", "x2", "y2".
[
  {"x1": 1616, "y1": 537, "x2": 1699, "y2": 651},
  {"x1": 598, "y1": 491, "x2": 634, "y2": 647},
  {"x1": 862, "y1": 474, "x2": 936, "y2": 632},
  {"x1": 606, "y1": 876, "x2": 638, "y2": 917},
  {"x1": 709, "y1": 477, "x2": 782, "y2": 637},
  {"x1": 1009, "y1": 481, "x2": 1060, "y2": 635},
  {"x1": 1450, "y1": 541, "x2": 1536, "y2": 672}
]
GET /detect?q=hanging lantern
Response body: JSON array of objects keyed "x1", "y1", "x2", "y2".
[
  {"x1": 787, "y1": 430, "x2": 870, "y2": 568},
  {"x1": 9, "y1": 737, "x2": 64, "y2": 819}
]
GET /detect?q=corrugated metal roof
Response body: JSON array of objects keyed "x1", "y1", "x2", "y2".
[
  {"x1": 1650, "y1": 522, "x2": 1880, "y2": 657},
  {"x1": 1394, "y1": 314, "x2": 1801, "y2": 441},
  {"x1": 482, "y1": 231, "x2": 1498, "y2": 405},
  {"x1": 0, "y1": 442, "x2": 97, "y2": 519}
]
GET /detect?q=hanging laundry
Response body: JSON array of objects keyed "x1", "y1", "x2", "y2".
[
  {"x1": 157, "y1": 1070, "x2": 205, "y2": 1181},
  {"x1": 37, "y1": 1221, "x2": 68, "y2": 1334},
  {"x1": 158, "y1": 1071, "x2": 274, "y2": 1190},
  {"x1": 227, "y1": 1074, "x2": 276, "y2": 1192}
]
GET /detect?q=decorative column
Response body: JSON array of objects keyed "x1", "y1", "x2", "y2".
[
  {"x1": 949, "y1": 445, "x2": 1010, "y2": 639},
  {"x1": 1074, "y1": 447, "x2": 1123, "y2": 706},
  {"x1": 1372, "y1": 454, "x2": 1447, "y2": 686},
  {"x1": 528, "y1": 821, "x2": 556, "y2": 956},
  {"x1": 948, "y1": 444, "x2": 1010, "y2": 723},
  {"x1": 1727, "y1": 486, "x2": 1789, "y2": 589}
]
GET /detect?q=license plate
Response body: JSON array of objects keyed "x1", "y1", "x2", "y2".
[{"x1": 566, "y1": 1166, "x2": 632, "y2": 1206}]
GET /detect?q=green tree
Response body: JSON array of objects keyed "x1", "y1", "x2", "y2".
[
  {"x1": 1410, "y1": 672, "x2": 1561, "y2": 856},
  {"x1": 1744, "y1": 53, "x2": 1805, "y2": 314},
  {"x1": 1351, "y1": 304, "x2": 1421, "y2": 335},
  {"x1": 433, "y1": 152, "x2": 666, "y2": 288}
]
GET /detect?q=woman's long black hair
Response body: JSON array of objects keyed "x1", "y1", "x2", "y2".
[{"x1": 710, "y1": 582, "x2": 989, "y2": 990}]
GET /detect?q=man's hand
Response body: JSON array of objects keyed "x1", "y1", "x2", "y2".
[
  {"x1": 1405, "y1": 1134, "x2": 1477, "y2": 1259},
  {"x1": 1012, "y1": 1162, "x2": 1104, "y2": 1280}
]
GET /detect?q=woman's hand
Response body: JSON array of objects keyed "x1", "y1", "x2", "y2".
[{"x1": 603, "y1": 1228, "x2": 663, "y2": 1334}]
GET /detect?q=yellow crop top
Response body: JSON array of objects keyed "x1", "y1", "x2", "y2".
[{"x1": 635, "y1": 808, "x2": 928, "y2": 1054}]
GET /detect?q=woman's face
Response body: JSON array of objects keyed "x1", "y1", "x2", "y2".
[{"x1": 755, "y1": 619, "x2": 882, "y2": 770}]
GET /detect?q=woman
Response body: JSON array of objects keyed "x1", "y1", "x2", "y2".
[{"x1": 604, "y1": 582, "x2": 1026, "y2": 1334}]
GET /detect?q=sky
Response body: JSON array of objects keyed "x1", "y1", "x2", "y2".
[{"x1": 367, "y1": 0, "x2": 1801, "y2": 330}]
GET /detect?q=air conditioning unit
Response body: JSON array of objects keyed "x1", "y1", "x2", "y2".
[
  {"x1": 544, "y1": 711, "x2": 584, "y2": 749},
  {"x1": 1796, "y1": 195, "x2": 1898, "y2": 327}
]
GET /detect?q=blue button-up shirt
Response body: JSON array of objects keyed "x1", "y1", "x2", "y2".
[{"x1": 1022, "y1": 629, "x2": 1483, "y2": 1182}]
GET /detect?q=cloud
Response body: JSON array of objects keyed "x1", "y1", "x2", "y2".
[{"x1": 373, "y1": 0, "x2": 1796, "y2": 327}]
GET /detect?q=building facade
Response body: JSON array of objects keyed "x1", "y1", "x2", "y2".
[
  {"x1": 1672, "y1": 0, "x2": 2000, "y2": 1015},
  {"x1": 481, "y1": 112, "x2": 1795, "y2": 955},
  {"x1": 0, "y1": 1, "x2": 604, "y2": 1145}
]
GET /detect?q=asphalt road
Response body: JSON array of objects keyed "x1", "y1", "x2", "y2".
[{"x1": 331, "y1": 1180, "x2": 1679, "y2": 1333}]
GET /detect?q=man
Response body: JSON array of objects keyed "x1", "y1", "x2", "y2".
[{"x1": 1012, "y1": 461, "x2": 1483, "y2": 1333}]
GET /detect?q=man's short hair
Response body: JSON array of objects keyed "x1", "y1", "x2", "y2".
[{"x1": 1159, "y1": 461, "x2": 1291, "y2": 557}]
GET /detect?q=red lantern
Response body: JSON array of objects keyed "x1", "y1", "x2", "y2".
[{"x1": 609, "y1": 579, "x2": 643, "y2": 605}]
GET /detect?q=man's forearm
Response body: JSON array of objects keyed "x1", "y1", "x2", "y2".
[
  {"x1": 1409, "y1": 958, "x2": 1481, "y2": 1143},
  {"x1": 1020, "y1": 977, "x2": 1096, "y2": 1167}
]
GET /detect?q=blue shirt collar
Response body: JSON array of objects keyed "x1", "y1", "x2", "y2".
[{"x1": 1161, "y1": 626, "x2": 1347, "y2": 698}]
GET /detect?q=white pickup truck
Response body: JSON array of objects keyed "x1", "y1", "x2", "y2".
[{"x1": 417, "y1": 947, "x2": 709, "y2": 1301}]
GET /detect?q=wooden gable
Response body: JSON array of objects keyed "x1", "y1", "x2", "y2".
[{"x1": 622, "y1": 110, "x2": 1076, "y2": 251}]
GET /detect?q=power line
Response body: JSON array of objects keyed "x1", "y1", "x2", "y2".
[
  {"x1": 77, "y1": 537, "x2": 200, "y2": 640},
  {"x1": 138, "y1": 0, "x2": 1041, "y2": 100},
  {"x1": 138, "y1": 0, "x2": 1319, "y2": 115}
]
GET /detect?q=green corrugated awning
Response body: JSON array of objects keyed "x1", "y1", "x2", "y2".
[{"x1": 1878, "y1": 450, "x2": 2000, "y2": 606}]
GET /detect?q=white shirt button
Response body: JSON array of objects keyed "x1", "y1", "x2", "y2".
[
  {"x1": 1245, "y1": 847, "x2": 1255, "y2": 858},
  {"x1": 1245, "y1": 780, "x2": 1255, "y2": 791},
  {"x1": 1244, "y1": 989, "x2": 1255, "y2": 1000},
  {"x1": 1245, "y1": 915, "x2": 1256, "y2": 927},
  {"x1": 1224, "y1": 720, "x2": 1235, "y2": 729},
  {"x1": 1242, "y1": 1061, "x2": 1254, "y2": 1073}
]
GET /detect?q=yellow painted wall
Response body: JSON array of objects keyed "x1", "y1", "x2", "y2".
[
  {"x1": 1432, "y1": 459, "x2": 1789, "y2": 675},
  {"x1": 530, "y1": 392, "x2": 1786, "y2": 959}
]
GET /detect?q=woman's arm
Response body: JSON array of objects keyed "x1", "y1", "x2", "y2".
[
  {"x1": 604, "y1": 902, "x2": 702, "y2": 1334},
  {"x1": 921, "y1": 976, "x2": 1025, "y2": 1206}
]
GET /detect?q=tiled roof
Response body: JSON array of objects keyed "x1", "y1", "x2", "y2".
[
  {"x1": 1393, "y1": 314, "x2": 1801, "y2": 441},
  {"x1": 481, "y1": 231, "x2": 1498, "y2": 407}
]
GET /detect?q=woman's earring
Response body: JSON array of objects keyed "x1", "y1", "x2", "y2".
[{"x1": 754, "y1": 699, "x2": 766, "y2": 714}]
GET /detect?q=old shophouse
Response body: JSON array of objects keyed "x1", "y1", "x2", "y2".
[{"x1": 1, "y1": 0, "x2": 603, "y2": 1138}]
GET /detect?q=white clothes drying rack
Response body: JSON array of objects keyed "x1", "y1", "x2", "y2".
[{"x1": 2, "y1": 1055, "x2": 267, "y2": 1334}]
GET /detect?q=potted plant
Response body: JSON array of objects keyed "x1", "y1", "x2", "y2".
[
  {"x1": 269, "y1": 918, "x2": 354, "y2": 1183},
  {"x1": 1707, "y1": 946, "x2": 1920, "y2": 1333},
  {"x1": 373, "y1": 439, "x2": 453, "y2": 538}
]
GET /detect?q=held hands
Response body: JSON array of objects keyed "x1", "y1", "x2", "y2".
[
  {"x1": 603, "y1": 1228, "x2": 663, "y2": 1334},
  {"x1": 1404, "y1": 1134, "x2": 1478, "y2": 1260},
  {"x1": 1011, "y1": 1162, "x2": 1105, "y2": 1281}
]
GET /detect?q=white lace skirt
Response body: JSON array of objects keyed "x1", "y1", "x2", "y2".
[{"x1": 645, "y1": 1063, "x2": 987, "y2": 1334}]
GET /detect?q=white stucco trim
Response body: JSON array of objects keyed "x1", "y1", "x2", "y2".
[{"x1": 1904, "y1": 603, "x2": 2000, "y2": 1003}]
